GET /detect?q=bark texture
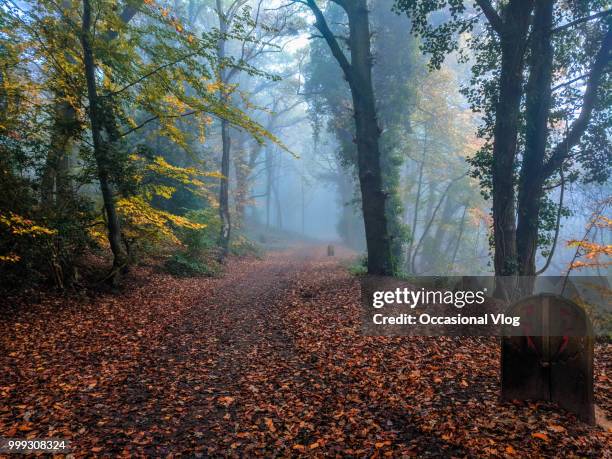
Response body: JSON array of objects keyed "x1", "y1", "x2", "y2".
[
  {"x1": 516, "y1": 0, "x2": 554, "y2": 276},
  {"x1": 488, "y1": 0, "x2": 534, "y2": 276},
  {"x1": 307, "y1": 0, "x2": 393, "y2": 275}
]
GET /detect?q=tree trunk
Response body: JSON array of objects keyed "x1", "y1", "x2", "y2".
[
  {"x1": 273, "y1": 178, "x2": 283, "y2": 229},
  {"x1": 450, "y1": 205, "x2": 468, "y2": 271},
  {"x1": 346, "y1": 1, "x2": 393, "y2": 275},
  {"x1": 42, "y1": 99, "x2": 78, "y2": 207},
  {"x1": 216, "y1": 0, "x2": 231, "y2": 258},
  {"x1": 81, "y1": 0, "x2": 127, "y2": 282},
  {"x1": 218, "y1": 117, "x2": 231, "y2": 254},
  {"x1": 516, "y1": 5, "x2": 611, "y2": 280},
  {"x1": 42, "y1": 1, "x2": 79, "y2": 210},
  {"x1": 406, "y1": 139, "x2": 425, "y2": 272},
  {"x1": 490, "y1": 1, "x2": 534, "y2": 276},
  {"x1": 428, "y1": 192, "x2": 458, "y2": 270},
  {"x1": 516, "y1": 0, "x2": 554, "y2": 278},
  {"x1": 265, "y1": 147, "x2": 272, "y2": 229},
  {"x1": 233, "y1": 141, "x2": 249, "y2": 226},
  {"x1": 44, "y1": 0, "x2": 139, "y2": 211},
  {"x1": 423, "y1": 183, "x2": 437, "y2": 232},
  {"x1": 307, "y1": 0, "x2": 393, "y2": 275}
]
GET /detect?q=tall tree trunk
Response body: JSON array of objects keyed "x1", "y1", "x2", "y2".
[
  {"x1": 516, "y1": 7, "x2": 611, "y2": 280},
  {"x1": 216, "y1": 0, "x2": 231, "y2": 258},
  {"x1": 233, "y1": 140, "x2": 249, "y2": 226},
  {"x1": 273, "y1": 179, "x2": 283, "y2": 229},
  {"x1": 516, "y1": 0, "x2": 554, "y2": 277},
  {"x1": 235, "y1": 136, "x2": 268, "y2": 226},
  {"x1": 307, "y1": 0, "x2": 393, "y2": 275},
  {"x1": 422, "y1": 183, "x2": 437, "y2": 235},
  {"x1": 42, "y1": 0, "x2": 78, "y2": 210},
  {"x1": 410, "y1": 176, "x2": 464, "y2": 274},
  {"x1": 490, "y1": 1, "x2": 534, "y2": 276},
  {"x1": 273, "y1": 153, "x2": 283, "y2": 228},
  {"x1": 218, "y1": 117, "x2": 231, "y2": 253},
  {"x1": 348, "y1": 1, "x2": 393, "y2": 275},
  {"x1": 81, "y1": 0, "x2": 127, "y2": 282}
]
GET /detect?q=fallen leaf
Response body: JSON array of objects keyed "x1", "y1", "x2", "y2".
[
  {"x1": 547, "y1": 424, "x2": 566, "y2": 433},
  {"x1": 531, "y1": 432, "x2": 549, "y2": 442},
  {"x1": 218, "y1": 396, "x2": 235, "y2": 407},
  {"x1": 264, "y1": 417, "x2": 276, "y2": 433}
]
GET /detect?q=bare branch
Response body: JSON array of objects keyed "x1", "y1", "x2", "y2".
[
  {"x1": 552, "y1": 9, "x2": 611, "y2": 34},
  {"x1": 536, "y1": 168, "x2": 565, "y2": 275},
  {"x1": 551, "y1": 74, "x2": 588, "y2": 92}
]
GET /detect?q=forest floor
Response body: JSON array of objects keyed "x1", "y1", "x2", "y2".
[{"x1": 0, "y1": 245, "x2": 610, "y2": 457}]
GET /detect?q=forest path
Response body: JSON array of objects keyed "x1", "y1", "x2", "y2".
[{"x1": 1, "y1": 245, "x2": 610, "y2": 457}]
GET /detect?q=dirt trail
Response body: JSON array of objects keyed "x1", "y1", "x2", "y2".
[
  {"x1": 0, "y1": 245, "x2": 353, "y2": 456},
  {"x1": 0, "y1": 245, "x2": 610, "y2": 457}
]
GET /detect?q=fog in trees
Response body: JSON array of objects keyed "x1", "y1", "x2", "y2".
[{"x1": 1, "y1": 0, "x2": 609, "y2": 288}]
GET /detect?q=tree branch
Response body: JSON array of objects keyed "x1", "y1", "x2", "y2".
[
  {"x1": 536, "y1": 168, "x2": 564, "y2": 275},
  {"x1": 119, "y1": 110, "x2": 200, "y2": 137},
  {"x1": 102, "y1": 52, "x2": 197, "y2": 97},
  {"x1": 304, "y1": 0, "x2": 353, "y2": 82},
  {"x1": 475, "y1": 0, "x2": 504, "y2": 34},
  {"x1": 104, "y1": 0, "x2": 144, "y2": 41},
  {"x1": 542, "y1": 27, "x2": 612, "y2": 179},
  {"x1": 411, "y1": 173, "x2": 468, "y2": 274},
  {"x1": 551, "y1": 73, "x2": 588, "y2": 92},
  {"x1": 552, "y1": 9, "x2": 611, "y2": 34}
]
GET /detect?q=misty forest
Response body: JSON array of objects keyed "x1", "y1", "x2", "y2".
[{"x1": 0, "y1": 0, "x2": 611, "y2": 456}]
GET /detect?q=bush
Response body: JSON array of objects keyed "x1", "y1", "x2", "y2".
[
  {"x1": 163, "y1": 209, "x2": 220, "y2": 277},
  {"x1": 230, "y1": 233, "x2": 262, "y2": 257},
  {"x1": 163, "y1": 208, "x2": 262, "y2": 277},
  {"x1": 0, "y1": 196, "x2": 96, "y2": 290},
  {"x1": 164, "y1": 252, "x2": 220, "y2": 277},
  {"x1": 180, "y1": 208, "x2": 221, "y2": 255},
  {"x1": 348, "y1": 254, "x2": 368, "y2": 276}
]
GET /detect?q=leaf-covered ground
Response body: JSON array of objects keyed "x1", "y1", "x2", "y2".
[{"x1": 0, "y1": 246, "x2": 610, "y2": 457}]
